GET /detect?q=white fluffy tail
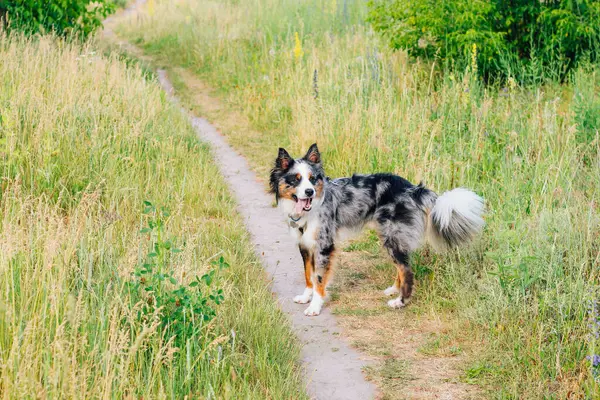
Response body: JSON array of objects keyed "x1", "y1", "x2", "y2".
[{"x1": 427, "y1": 188, "x2": 485, "y2": 252}]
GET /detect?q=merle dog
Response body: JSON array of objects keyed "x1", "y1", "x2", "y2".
[{"x1": 270, "y1": 144, "x2": 484, "y2": 316}]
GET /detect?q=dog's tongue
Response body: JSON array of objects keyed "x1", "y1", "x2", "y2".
[{"x1": 295, "y1": 198, "x2": 309, "y2": 214}]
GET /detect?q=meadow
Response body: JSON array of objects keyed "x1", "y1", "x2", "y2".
[
  {"x1": 116, "y1": 0, "x2": 600, "y2": 397},
  {"x1": 0, "y1": 33, "x2": 306, "y2": 398}
]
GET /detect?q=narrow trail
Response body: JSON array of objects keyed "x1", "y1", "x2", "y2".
[
  {"x1": 157, "y1": 71, "x2": 377, "y2": 400},
  {"x1": 103, "y1": 3, "x2": 376, "y2": 399}
]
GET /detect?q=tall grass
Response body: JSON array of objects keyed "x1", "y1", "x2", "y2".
[
  {"x1": 0, "y1": 33, "x2": 305, "y2": 398},
  {"x1": 117, "y1": 0, "x2": 600, "y2": 397}
]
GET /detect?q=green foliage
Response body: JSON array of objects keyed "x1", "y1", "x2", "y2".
[
  {"x1": 127, "y1": 201, "x2": 227, "y2": 347},
  {"x1": 0, "y1": 0, "x2": 114, "y2": 38},
  {"x1": 486, "y1": 251, "x2": 541, "y2": 297},
  {"x1": 368, "y1": 0, "x2": 600, "y2": 80},
  {"x1": 108, "y1": 0, "x2": 128, "y2": 7},
  {"x1": 572, "y1": 67, "x2": 600, "y2": 144}
]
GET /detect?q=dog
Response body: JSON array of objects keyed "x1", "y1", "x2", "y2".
[{"x1": 270, "y1": 143, "x2": 484, "y2": 316}]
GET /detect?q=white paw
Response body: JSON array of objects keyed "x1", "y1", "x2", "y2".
[
  {"x1": 387, "y1": 297, "x2": 406, "y2": 309},
  {"x1": 294, "y1": 294, "x2": 312, "y2": 304},
  {"x1": 293, "y1": 287, "x2": 313, "y2": 304},
  {"x1": 384, "y1": 286, "x2": 400, "y2": 296},
  {"x1": 304, "y1": 295, "x2": 324, "y2": 316}
]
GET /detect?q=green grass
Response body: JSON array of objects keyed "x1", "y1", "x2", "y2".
[
  {"x1": 0, "y1": 33, "x2": 306, "y2": 399},
  {"x1": 115, "y1": 0, "x2": 600, "y2": 397}
]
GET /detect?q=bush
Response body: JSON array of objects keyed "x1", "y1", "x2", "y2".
[
  {"x1": 368, "y1": 0, "x2": 600, "y2": 80},
  {"x1": 0, "y1": 0, "x2": 114, "y2": 38},
  {"x1": 127, "y1": 202, "x2": 227, "y2": 349}
]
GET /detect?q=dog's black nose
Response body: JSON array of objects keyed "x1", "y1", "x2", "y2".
[{"x1": 305, "y1": 188, "x2": 314, "y2": 197}]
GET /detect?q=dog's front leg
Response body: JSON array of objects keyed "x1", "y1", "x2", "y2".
[
  {"x1": 294, "y1": 245, "x2": 314, "y2": 304},
  {"x1": 304, "y1": 232, "x2": 335, "y2": 317}
]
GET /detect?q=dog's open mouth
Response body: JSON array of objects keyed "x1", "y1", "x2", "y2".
[{"x1": 293, "y1": 195, "x2": 312, "y2": 214}]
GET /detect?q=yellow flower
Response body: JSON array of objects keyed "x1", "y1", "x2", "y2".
[
  {"x1": 147, "y1": 0, "x2": 155, "y2": 16},
  {"x1": 293, "y1": 32, "x2": 304, "y2": 60},
  {"x1": 471, "y1": 43, "x2": 478, "y2": 73},
  {"x1": 508, "y1": 76, "x2": 516, "y2": 90}
]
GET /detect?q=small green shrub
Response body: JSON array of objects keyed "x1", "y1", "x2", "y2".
[
  {"x1": 0, "y1": 0, "x2": 114, "y2": 38},
  {"x1": 127, "y1": 201, "x2": 227, "y2": 347},
  {"x1": 108, "y1": 0, "x2": 127, "y2": 7},
  {"x1": 368, "y1": 0, "x2": 600, "y2": 80},
  {"x1": 572, "y1": 67, "x2": 600, "y2": 144}
]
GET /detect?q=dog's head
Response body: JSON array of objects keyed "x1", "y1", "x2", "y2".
[{"x1": 270, "y1": 143, "x2": 325, "y2": 218}]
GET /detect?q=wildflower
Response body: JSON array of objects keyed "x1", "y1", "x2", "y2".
[
  {"x1": 293, "y1": 32, "x2": 304, "y2": 60},
  {"x1": 262, "y1": 75, "x2": 270, "y2": 82},
  {"x1": 418, "y1": 38, "x2": 428, "y2": 49},
  {"x1": 147, "y1": 0, "x2": 155, "y2": 16},
  {"x1": 508, "y1": 77, "x2": 517, "y2": 91},
  {"x1": 590, "y1": 299, "x2": 600, "y2": 338},
  {"x1": 471, "y1": 43, "x2": 478, "y2": 74},
  {"x1": 269, "y1": 48, "x2": 276, "y2": 57},
  {"x1": 588, "y1": 354, "x2": 600, "y2": 367}
]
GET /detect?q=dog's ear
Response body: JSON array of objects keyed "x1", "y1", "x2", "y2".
[
  {"x1": 303, "y1": 143, "x2": 320, "y2": 164},
  {"x1": 276, "y1": 147, "x2": 294, "y2": 170}
]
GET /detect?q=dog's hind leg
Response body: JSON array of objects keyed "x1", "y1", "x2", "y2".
[
  {"x1": 382, "y1": 243, "x2": 414, "y2": 308},
  {"x1": 387, "y1": 262, "x2": 413, "y2": 308}
]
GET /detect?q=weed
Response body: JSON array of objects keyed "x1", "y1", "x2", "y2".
[
  {"x1": 418, "y1": 333, "x2": 462, "y2": 357},
  {"x1": 127, "y1": 201, "x2": 227, "y2": 347},
  {"x1": 365, "y1": 358, "x2": 411, "y2": 392}
]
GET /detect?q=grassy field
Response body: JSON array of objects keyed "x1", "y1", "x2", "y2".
[
  {"x1": 0, "y1": 33, "x2": 306, "y2": 398},
  {"x1": 116, "y1": 0, "x2": 600, "y2": 398}
]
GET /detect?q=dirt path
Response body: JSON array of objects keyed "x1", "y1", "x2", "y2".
[
  {"x1": 157, "y1": 70, "x2": 377, "y2": 400},
  {"x1": 102, "y1": 3, "x2": 376, "y2": 399}
]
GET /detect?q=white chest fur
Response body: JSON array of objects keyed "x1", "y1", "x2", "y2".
[
  {"x1": 298, "y1": 219, "x2": 319, "y2": 250},
  {"x1": 287, "y1": 217, "x2": 319, "y2": 251}
]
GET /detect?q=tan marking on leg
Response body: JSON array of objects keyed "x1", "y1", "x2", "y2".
[
  {"x1": 304, "y1": 252, "x2": 314, "y2": 289},
  {"x1": 315, "y1": 251, "x2": 336, "y2": 298},
  {"x1": 396, "y1": 263, "x2": 414, "y2": 300}
]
